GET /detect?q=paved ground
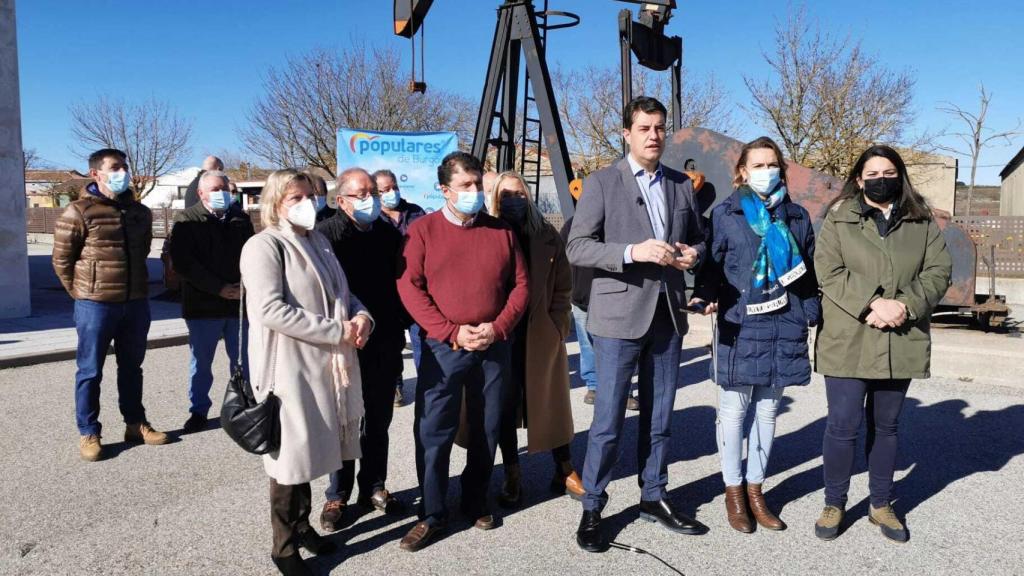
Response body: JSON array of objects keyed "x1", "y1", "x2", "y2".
[
  {"x1": 0, "y1": 240, "x2": 186, "y2": 368},
  {"x1": 2, "y1": 318, "x2": 1023, "y2": 576}
]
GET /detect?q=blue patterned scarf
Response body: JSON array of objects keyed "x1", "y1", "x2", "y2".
[{"x1": 738, "y1": 184, "x2": 806, "y2": 315}]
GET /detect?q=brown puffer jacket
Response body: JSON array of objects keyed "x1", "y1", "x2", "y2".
[{"x1": 52, "y1": 185, "x2": 153, "y2": 302}]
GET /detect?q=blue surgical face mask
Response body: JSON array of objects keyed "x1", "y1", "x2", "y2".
[
  {"x1": 312, "y1": 195, "x2": 328, "y2": 212},
  {"x1": 380, "y1": 190, "x2": 401, "y2": 209},
  {"x1": 452, "y1": 190, "x2": 485, "y2": 215},
  {"x1": 747, "y1": 167, "x2": 781, "y2": 196},
  {"x1": 106, "y1": 169, "x2": 131, "y2": 195},
  {"x1": 207, "y1": 190, "x2": 232, "y2": 211},
  {"x1": 351, "y1": 195, "x2": 382, "y2": 226}
]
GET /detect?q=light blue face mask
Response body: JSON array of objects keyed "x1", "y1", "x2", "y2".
[
  {"x1": 351, "y1": 195, "x2": 382, "y2": 226},
  {"x1": 207, "y1": 190, "x2": 233, "y2": 211},
  {"x1": 312, "y1": 195, "x2": 328, "y2": 212},
  {"x1": 106, "y1": 170, "x2": 131, "y2": 195},
  {"x1": 380, "y1": 190, "x2": 401, "y2": 209},
  {"x1": 453, "y1": 190, "x2": 485, "y2": 215},
  {"x1": 747, "y1": 167, "x2": 781, "y2": 196}
]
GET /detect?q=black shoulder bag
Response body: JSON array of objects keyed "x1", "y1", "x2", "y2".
[{"x1": 220, "y1": 244, "x2": 282, "y2": 455}]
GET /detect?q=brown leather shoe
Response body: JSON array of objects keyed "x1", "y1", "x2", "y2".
[
  {"x1": 399, "y1": 521, "x2": 444, "y2": 552},
  {"x1": 473, "y1": 514, "x2": 497, "y2": 530},
  {"x1": 550, "y1": 460, "x2": 585, "y2": 501},
  {"x1": 320, "y1": 500, "x2": 347, "y2": 532},
  {"x1": 724, "y1": 485, "x2": 754, "y2": 533},
  {"x1": 124, "y1": 422, "x2": 169, "y2": 445},
  {"x1": 498, "y1": 462, "x2": 522, "y2": 508},
  {"x1": 626, "y1": 395, "x2": 640, "y2": 411},
  {"x1": 747, "y1": 483, "x2": 786, "y2": 530}
]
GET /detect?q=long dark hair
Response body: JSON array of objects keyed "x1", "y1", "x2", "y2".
[
  {"x1": 828, "y1": 145, "x2": 932, "y2": 220},
  {"x1": 732, "y1": 136, "x2": 788, "y2": 189}
]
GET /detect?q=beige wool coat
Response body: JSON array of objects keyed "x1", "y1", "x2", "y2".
[{"x1": 240, "y1": 225, "x2": 370, "y2": 485}]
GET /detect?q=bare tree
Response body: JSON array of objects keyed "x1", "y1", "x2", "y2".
[
  {"x1": 239, "y1": 44, "x2": 476, "y2": 177},
  {"x1": 936, "y1": 84, "x2": 1022, "y2": 215},
  {"x1": 744, "y1": 8, "x2": 917, "y2": 177},
  {"x1": 553, "y1": 64, "x2": 733, "y2": 175},
  {"x1": 22, "y1": 148, "x2": 44, "y2": 171},
  {"x1": 70, "y1": 96, "x2": 193, "y2": 198}
]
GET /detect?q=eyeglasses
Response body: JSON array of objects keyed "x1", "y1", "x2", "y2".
[{"x1": 341, "y1": 191, "x2": 379, "y2": 201}]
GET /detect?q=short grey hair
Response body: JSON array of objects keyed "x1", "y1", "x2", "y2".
[
  {"x1": 198, "y1": 170, "x2": 230, "y2": 191},
  {"x1": 337, "y1": 167, "x2": 376, "y2": 194}
]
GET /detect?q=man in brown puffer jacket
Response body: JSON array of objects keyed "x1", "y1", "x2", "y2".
[{"x1": 52, "y1": 148, "x2": 169, "y2": 462}]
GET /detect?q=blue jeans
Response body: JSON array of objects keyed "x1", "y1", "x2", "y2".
[
  {"x1": 571, "y1": 305, "x2": 597, "y2": 391},
  {"x1": 716, "y1": 385, "x2": 784, "y2": 487},
  {"x1": 74, "y1": 299, "x2": 151, "y2": 436},
  {"x1": 185, "y1": 317, "x2": 248, "y2": 416},
  {"x1": 582, "y1": 300, "x2": 681, "y2": 511}
]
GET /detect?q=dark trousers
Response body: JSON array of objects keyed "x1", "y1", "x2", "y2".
[
  {"x1": 414, "y1": 337, "x2": 510, "y2": 525},
  {"x1": 823, "y1": 376, "x2": 911, "y2": 508},
  {"x1": 73, "y1": 298, "x2": 151, "y2": 435},
  {"x1": 497, "y1": 359, "x2": 572, "y2": 468},
  {"x1": 582, "y1": 299, "x2": 681, "y2": 512},
  {"x1": 269, "y1": 479, "x2": 311, "y2": 558},
  {"x1": 327, "y1": 338, "x2": 404, "y2": 502}
]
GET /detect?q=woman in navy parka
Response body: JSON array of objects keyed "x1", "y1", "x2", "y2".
[{"x1": 691, "y1": 136, "x2": 820, "y2": 533}]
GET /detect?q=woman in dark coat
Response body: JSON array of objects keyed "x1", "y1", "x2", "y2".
[{"x1": 692, "y1": 136, "x2": 819, "y2": 533}]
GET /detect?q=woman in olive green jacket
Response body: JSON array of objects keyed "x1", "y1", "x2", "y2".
[{"x1": 813, "y1": 145, "x2": 952, "y2": 544}]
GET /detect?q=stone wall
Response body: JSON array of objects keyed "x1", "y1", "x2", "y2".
[{"x1": 0, "y1": 0, "x2": 31, "y2": 318}]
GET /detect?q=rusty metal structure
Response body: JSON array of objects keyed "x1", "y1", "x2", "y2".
[{"x1": 665, "y1": 127, "x2": 1012, "y2": 328}]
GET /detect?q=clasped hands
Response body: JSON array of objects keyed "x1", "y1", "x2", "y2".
[
  {"x1": 455, "y1": 323, "x2": 496, "y2": 351},
  {"x1": 865, "y1": 298, "x2": 908, "y2": 330},
  {"x1": 341, "y1": 314, "x2": 372, "y2": 349},
  {"x1": 631, "y1": 240, "x2": 698, "y2": 271}
]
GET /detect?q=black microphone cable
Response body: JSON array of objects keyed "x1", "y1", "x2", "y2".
[{"x1": 608, "y1": 540, "x2": 685, "y2": 576}]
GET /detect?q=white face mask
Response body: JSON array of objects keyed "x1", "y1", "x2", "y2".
[
  {"x1": 286, "y1": 198, "x2": 317, "y2": 230},
  {"x1": 747, "y1": 167, "x2": 781, "y2": 196}
]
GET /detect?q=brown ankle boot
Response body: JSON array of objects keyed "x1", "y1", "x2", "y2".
[
  {"x1": 747, "y1": 483, "x2": 786, "y2": 530},
  {"x1": 724, "y1": 485, "x2": 753, "y2": 533}
]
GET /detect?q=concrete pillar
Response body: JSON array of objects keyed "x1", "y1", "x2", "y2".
[{"x1": 0, "y1": 0, "x2": 30, "y2": 318}]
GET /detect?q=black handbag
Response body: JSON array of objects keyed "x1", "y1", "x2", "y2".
[{"x1": 221, "y1": 280, "x2": 281, "y2": 455}]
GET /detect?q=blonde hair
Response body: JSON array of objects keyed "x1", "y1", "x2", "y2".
[
  {"x1": 260, "y1": 168, "x2": 313, "y2": 229},
  {"x1": 487, "y1": 170, "x2": 547, "y2": 238}
]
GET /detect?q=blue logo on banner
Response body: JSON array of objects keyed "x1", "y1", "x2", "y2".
[{"x1": 338, "y1": 128, "x2": 459, "y2": 212}]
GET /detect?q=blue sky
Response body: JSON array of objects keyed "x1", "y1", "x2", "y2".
[{"x1": 16, "y1": 0, "x2": 1024, "y2": 184}]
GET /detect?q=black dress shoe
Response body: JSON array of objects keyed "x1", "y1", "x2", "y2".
[
  {"x1": 639, "y1": 499, "x2": 707, "y2": 535},
  {"x1": 576, "y1": 510, "x2": 608, "y2": 553},
  {"x1": 297, "y1": 528, "x2": 339, "y2": 555},
  {"x1": 182, "y1": 413, "x2": 207, "y2": 434},
  {"x1": 272, "y1": 553, "x2": 313, "y2": 576},
  {"x1": 358, "y1": 489, "x2": 402, "y2": 514}
]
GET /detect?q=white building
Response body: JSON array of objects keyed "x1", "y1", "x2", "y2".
[{"x1": 140, "y1": 167, "x2": 201, "y2": 209}]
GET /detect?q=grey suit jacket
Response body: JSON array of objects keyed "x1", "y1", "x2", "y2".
[{"x1": 566, "y1": 157, "x2": 706, "y2": 339}]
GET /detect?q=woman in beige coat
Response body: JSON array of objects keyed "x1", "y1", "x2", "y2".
[
  {"x1": 487, "y1": 171, "x2": 581, "y2": 506},
  {"x1": 240, "y1": 169, "x2": 372, "y2": 576}
]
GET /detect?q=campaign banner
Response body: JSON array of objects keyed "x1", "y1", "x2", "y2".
[{"x1": 338, "y1": 128, "x2": 458, "y2": 212}]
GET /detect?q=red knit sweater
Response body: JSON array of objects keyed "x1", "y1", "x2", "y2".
[{"x1": 398, "y1": 211, "x2": 529, "y2": 344}]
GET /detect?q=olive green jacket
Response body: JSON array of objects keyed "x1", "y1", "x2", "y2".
[{"x1": 814, "y1": 198, "x2": 952, "y2": 380}]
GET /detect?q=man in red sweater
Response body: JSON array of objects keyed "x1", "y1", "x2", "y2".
[{"x1": 397, "y1": 151, "x2": 529, "y2": 552}]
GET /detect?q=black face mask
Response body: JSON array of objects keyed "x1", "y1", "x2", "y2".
[
  {"x1": 863, "y1": 177, "x2": 901, "y2": 204},
  {"x1": 500, "y1": 197, "x2": 529, "y2": 225}
]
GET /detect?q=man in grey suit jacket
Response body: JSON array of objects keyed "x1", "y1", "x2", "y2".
[{"x1": 567, "y1": 96, "x2": 708, "y2": 552}]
